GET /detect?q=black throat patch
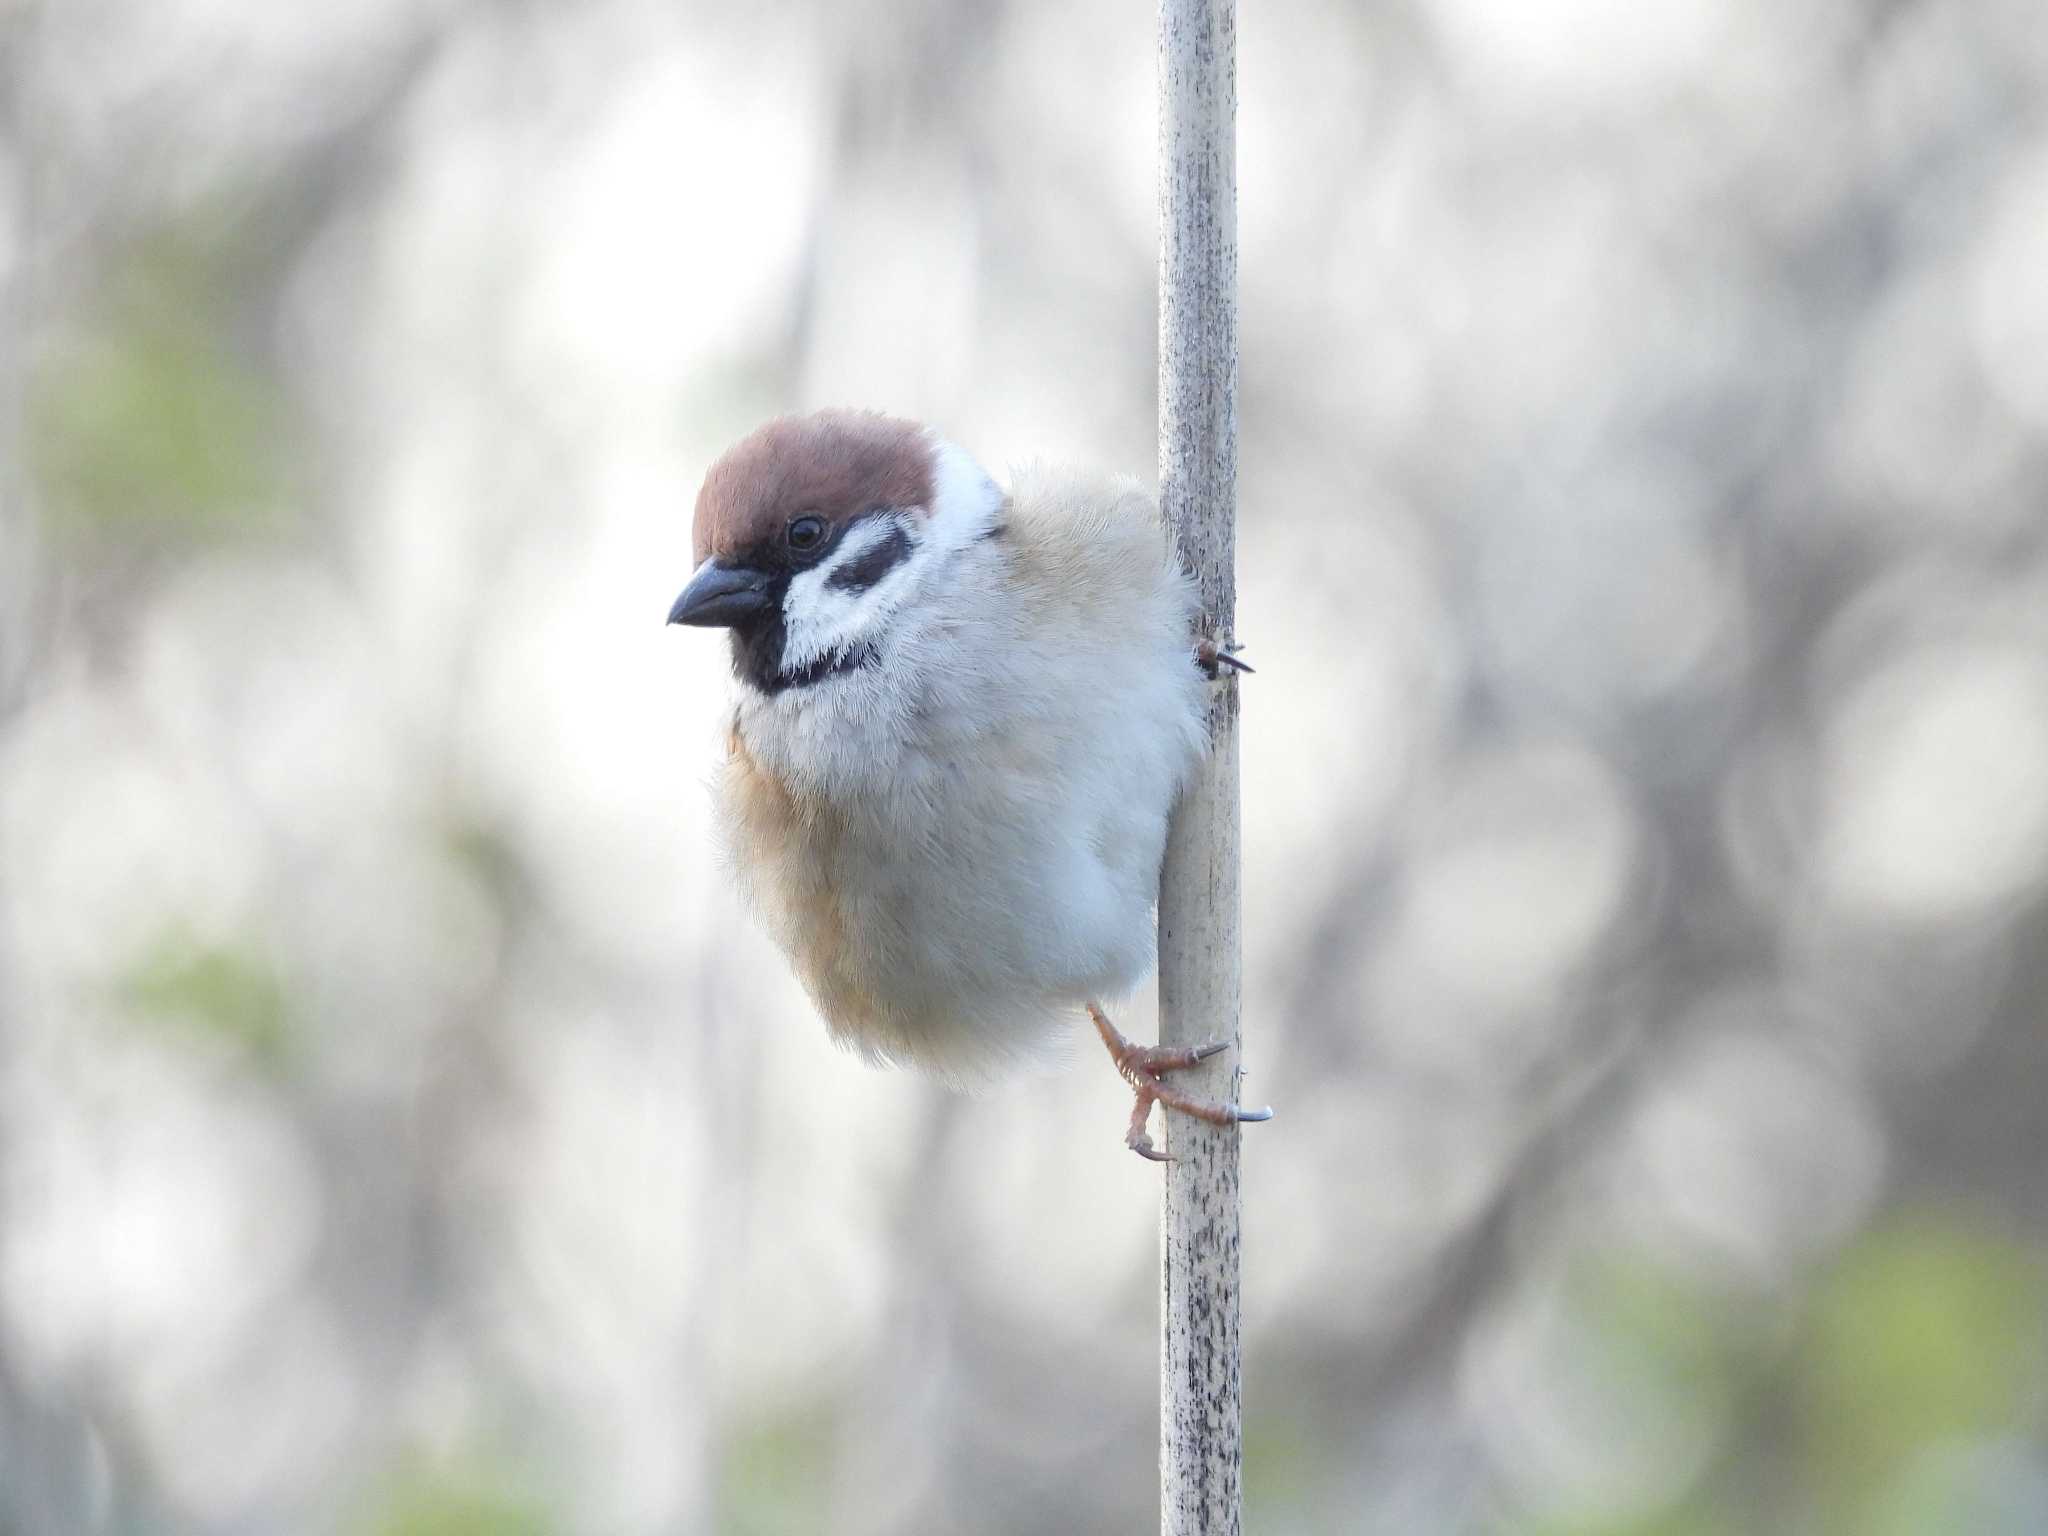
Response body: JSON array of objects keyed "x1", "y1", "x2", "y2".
[{"x1": 728, "y1": 601, "x2": 880, "y2": 695}]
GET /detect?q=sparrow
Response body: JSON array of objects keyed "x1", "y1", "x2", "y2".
[{"x1": 666, "y1": 409, "x2": 1269, "y2": 1159}]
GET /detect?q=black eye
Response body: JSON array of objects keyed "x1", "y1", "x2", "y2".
[{"x1": 786, "y1": 515, "x2": 827, "y2": 554}]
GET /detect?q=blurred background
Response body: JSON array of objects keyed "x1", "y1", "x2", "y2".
[{"x1": 5, "y1": 0, "x2": 2048, "y2": 1531}]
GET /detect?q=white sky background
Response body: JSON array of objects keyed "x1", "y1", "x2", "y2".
[{"x1": 6, "y1": 0, "x2": 2048, "y2": 1531}]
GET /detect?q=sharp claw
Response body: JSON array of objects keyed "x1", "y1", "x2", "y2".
[
  {"x1": 1195, "y1": 639, "x2": 1254, "y2": 678},
  {"x1": 1236, "y1": 1105, "x2": 1275, "y2": 1122},
  {"x1": 1193, "y1": 1040, "x2": 1229, "y2": 1061},
  {"x1": 1129, "y1": 1136, "x2": 1173, "y2": 1162}
]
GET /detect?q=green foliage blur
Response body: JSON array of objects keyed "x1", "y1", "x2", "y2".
[
  {"x1": 30, "y1": 218, "x2": 290, "y2": 544},
  {"x1": 1519, "y1": 1219, "x2": 2048, "y2": 1536},
  {"x1": 119, "y1": 929, "x2": 294, "y2": 1069},
  {"x1": 357, "y1": 1461, "x2": 553, "y2": 1536}
]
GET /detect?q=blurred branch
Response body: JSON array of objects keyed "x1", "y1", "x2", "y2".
[
  {"x1": 1, "y1": 0, "x2": 38, "y2": 701},
  {"x1": 0, "y1": 11, "x2": 118, "y2": 1532}
]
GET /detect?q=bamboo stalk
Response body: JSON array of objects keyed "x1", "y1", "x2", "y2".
[{"x1": 1155, "y1": 0, "x2": 1244, "y2": 1531}]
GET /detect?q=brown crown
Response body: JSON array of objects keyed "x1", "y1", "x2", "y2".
[{"x1": 693, "y1": 410, "x2": 935, "y2": 565}]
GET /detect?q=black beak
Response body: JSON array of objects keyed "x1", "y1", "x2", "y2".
[{"x1": 667, "y1": 560, "x2": 773, "y2": 627}]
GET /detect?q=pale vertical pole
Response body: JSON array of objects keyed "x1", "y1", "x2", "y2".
[{"x1": 1155, "y1": 0, "x2": 1244, "y2": 1532}]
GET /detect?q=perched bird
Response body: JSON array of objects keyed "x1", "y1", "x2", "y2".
[{"x1": 667, "y1": 409, "x2": 1269, "y2": 1159}]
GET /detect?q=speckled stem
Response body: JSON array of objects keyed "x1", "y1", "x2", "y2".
[{"x1": 1156, "y1": 1, "x2": 1243, "y2": 1533}]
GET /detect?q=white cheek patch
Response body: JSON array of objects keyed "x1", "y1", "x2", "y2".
[
  {"x1": 773, "y1": 437, "x2": 1006, "y2": 678},
  {"x1": 925, "y1": 437, "x2": 1004, "y2": 550},
  {"x1": 781, "y1": 516, "x2": 923, "y2": 670}
]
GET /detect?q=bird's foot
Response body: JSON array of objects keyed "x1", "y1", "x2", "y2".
[
  {"x1": 1089, "y1": 1002, "x2": 1274, "y2": 1162},
  {"x1": 1196, "y1": 635, "x2": 1253, "y2": 679}
]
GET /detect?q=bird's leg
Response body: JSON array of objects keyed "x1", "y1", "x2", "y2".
[
  {"x1": 1089, "y1": 1002, "x2": 1273, "y2": 1162},
  {"x1": 1091, "y1": 1000, "x2": 1226, "y2": 1081},
  {"x1": 1195, "y1": 635, "x2": 1253, "y2": 678}
]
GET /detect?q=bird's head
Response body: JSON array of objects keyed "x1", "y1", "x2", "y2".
[{"x1": 668, "y1": 410, "x2": 1004, "y2": 694}]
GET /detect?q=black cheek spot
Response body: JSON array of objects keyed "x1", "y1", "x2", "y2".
[{"x1": 825, "y1": 523, "x2": 912, "y2": 594}]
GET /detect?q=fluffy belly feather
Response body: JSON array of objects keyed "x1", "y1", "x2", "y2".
[{"x1": 720, "y1": 722, "x2": 1160, "y2": 1082}]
